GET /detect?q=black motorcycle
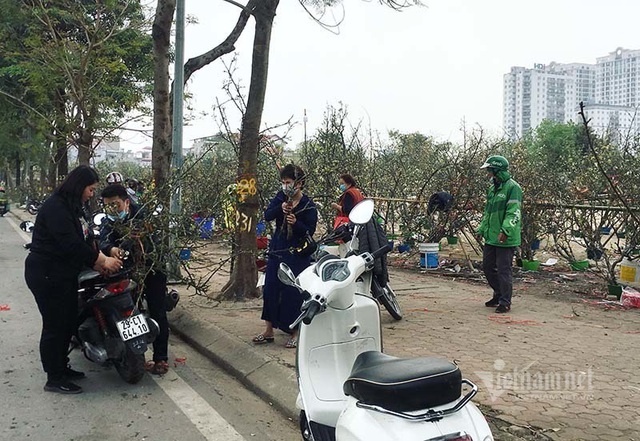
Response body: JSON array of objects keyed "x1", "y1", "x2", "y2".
[{"x1": 75, "y1": 268, "x2": 159, "y2": 383}]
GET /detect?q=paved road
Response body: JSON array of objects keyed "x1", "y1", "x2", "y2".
[{"x1": 0, "y1": 214, "x2": 298, "y2": 441}]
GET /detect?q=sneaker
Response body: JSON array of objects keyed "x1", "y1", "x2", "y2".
[
  {"x1": 44, "y1": 379, "x2": 83, "y2": 394},
  {"x1": 63, "y1": 366, "x2": 86, "y2": 380},
  {"x1": 495, "y1": 304, "x2": 511, "y2": 314},
  {"x1": 485, "y1": 298, "x2": 500, "y2": 307}
]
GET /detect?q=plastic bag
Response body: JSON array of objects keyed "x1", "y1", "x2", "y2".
[{"x1": 620, "y1": 286, "x2": 640, "y2": 308}]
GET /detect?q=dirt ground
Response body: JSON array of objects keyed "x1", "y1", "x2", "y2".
[{"x1": 181, "y1": 235, "x2": 635, "y2": 326}]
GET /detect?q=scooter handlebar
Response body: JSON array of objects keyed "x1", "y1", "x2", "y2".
[
  {"x1": 370, "y1": 242, "x2": 392, "y2": 260},
  {"x1": 302, "y1": 300, "x2": 321, "y2": 325}
]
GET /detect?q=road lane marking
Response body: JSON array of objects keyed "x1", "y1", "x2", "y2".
[
  {"x1": 5, "y1": 214, "x2": 32, "y2": 242},
  {"x1": 7, "y1": 214, "x2": 245, "y2": 439},
  {"x1": 151, "y1": 370, "x2": 245, "y2": 441}
]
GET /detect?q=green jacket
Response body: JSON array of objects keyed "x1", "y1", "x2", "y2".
[{"x1": 478, "y1": 171, "x2": 522, "y2": 247}]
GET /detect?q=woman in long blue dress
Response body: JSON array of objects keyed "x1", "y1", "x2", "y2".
[{"x1": 253, "y1": 164, "x2": 317, "y2": 348}]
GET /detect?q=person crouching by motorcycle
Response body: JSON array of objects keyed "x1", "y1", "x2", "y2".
[
  {"x1": 24, "y1": 165, "x2": 123, "y2": 394},
  {"x1": 99, "y1": 184, "x2": 170, "y2": 375}
]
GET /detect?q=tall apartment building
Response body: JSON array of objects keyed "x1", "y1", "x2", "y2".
[
  {"x1": 503, "y1": 47, "x2": 639, "y2": 139},
  {"x1": 596, "y1": 47, "x2": 640, "y2": 107}
]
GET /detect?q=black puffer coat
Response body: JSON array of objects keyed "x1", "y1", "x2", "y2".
[{"x1": 356, "y1": 218, "x2": 389, "y2": 285}]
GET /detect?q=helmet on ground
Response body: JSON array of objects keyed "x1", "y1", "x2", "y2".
[
  {"x1": 480, "y1": 155, "x2": 509, "y2": 171},
  {"x1": 106, "y1": 171, "x2": 124, "y2": 184}
]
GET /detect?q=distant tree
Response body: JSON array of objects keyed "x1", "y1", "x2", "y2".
[
  {"x1": 299, "y1": 104, "x2": 368, "y2": 229},
  {"x1": 0, "y1": 0, "x2": 153, "y2": 180}
]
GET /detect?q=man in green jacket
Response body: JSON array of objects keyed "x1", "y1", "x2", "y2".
[{"x1": 477, "y1": 155, "x2": 522, "y2": 313}]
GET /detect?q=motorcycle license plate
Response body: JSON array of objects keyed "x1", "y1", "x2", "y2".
[{"x1": 116, "y1": 314, "x2": 149, "y2": 341}]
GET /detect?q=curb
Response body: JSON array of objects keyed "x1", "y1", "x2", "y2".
[{"x1": 169, "y1": 307, "x2": 299, "y2": 421}]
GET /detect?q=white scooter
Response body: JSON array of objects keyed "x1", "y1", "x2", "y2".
[
  {"x1": 278, "y1": 199, "x2": 493, "y2": 441},
  {"x1": 315, "y1": 222, "x2": 402, "y2": 321}
]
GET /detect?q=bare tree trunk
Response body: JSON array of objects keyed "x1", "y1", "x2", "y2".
[
  {"x1": 77, "y1": 130, "x2": 93, "y2": 166},
  {"x1": 15, "y1": 157, "x2": 21, "y2": 187},
  {"x1": 53, "y1": 89, "x2": 69, "y2": 181},
  {"x1": 40, "y1": 165, "x2": 47, "y2": 193},
  {"x1": 57, "y1": 147, "x2": 68, "y2": 179},
  {"x1": 48, "y1": 149, "x2": 57, "y2": 191},
  {"x1": 220, "y1": 0, "x2": 279, "y2": 301},
  {"x1": 49, "y1": 143, "x2": 68, "y2": 187},
  {"x1": 151, "y1": 0, "x2": 175, "y2": 201}
]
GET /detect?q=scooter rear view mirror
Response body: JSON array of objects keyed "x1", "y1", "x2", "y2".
[
  {"x1": 278, "y1": 263, "x2": 302, "y2": 290},
  {"x1": 348, "y1": 199, "x2": 374, "y2": 225}
]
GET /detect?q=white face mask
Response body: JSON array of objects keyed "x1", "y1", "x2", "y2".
[{"x1": 282, "y1": 183, "x2": 296, "y2": 196}]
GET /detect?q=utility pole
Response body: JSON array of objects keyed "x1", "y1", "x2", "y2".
[
  {"x1": 169, "y1": 0, "x2": 185, "y2": 281},
  {"x1": 170, "y1": 0, "x2": 185, "y2": 215},
  {"x1": 303, "y1": 108, "x2": 307, "y2": 147}
]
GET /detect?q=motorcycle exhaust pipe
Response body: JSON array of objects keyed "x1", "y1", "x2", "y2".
[
  {"x1": 83, "y1": 341, "x2": 108, "y2": 364},
  {"x1": 165, "y1": 289, "x2": 180, "y2": 312},
  {"x1": 146, "y1": 317, "x2": 160, "y2": 343}
]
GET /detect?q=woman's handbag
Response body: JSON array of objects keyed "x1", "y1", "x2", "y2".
[{"x1": 292, "y1": 232, "x2": 317, "y2": 257}]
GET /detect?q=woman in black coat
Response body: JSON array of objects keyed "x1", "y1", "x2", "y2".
[
  {"x1": 25, "y1": 165, "x2": 122, "y2": 394},
  {"x1": 253, "y1": 165, "x2": 317, "y2": 349}
]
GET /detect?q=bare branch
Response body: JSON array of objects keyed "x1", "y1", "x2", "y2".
[
  {"x1": 183, "y1": 0, "x2": 258, "y2": 84},
  {"x1": 578, "y1": 102, "x2": 640, "y2": 225}
]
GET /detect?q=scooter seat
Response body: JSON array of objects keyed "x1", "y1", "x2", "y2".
[
  {"x1": 343, "y1": 351, "x2": 461, "y2": 412},
  {"x1": 78, "y1": 269, "x2": 101, "y2": 285}
]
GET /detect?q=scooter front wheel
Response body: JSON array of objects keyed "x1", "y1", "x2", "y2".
[{"x1": 377, "y1": 284, "x2": 403, "y2": 321}]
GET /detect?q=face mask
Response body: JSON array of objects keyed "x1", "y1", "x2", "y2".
[
  {"x1": 118, "y1": 210, "x2": 127, "y2": 220},
  {"x1": 339, "y1": 184, "x2": 347, "y2": 192},
  {"x1": 282, "y1": 183, "x2": 296, "y2": 196}
]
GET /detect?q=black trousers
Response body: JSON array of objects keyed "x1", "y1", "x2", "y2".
[
  {"x1": 482, "y1": 245, "x2": 516, "y2": 306},
  {"x1": 25, "y1": 254, "x2": 77, "y2": 381},
  {"x1": 144, "y1": 271, "x2": 169, "y2": 362}
]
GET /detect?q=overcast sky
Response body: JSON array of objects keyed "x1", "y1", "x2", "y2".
[{"x1": 121, "y1": 0, "x2": 640, "y2": 150}]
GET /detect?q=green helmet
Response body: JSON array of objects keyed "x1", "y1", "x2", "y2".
[{"x1": 480, "y1": 155, "x2": 509, "y2": 171}]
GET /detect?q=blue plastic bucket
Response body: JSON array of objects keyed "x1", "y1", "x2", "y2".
[{"x1": 419, "y1": 243, "x2": 439, "y2": 269}]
